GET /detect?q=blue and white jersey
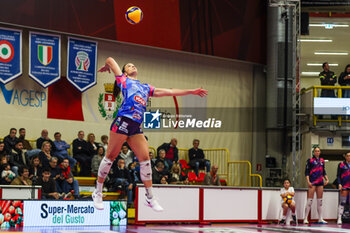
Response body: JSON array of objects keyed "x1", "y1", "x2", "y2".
[{"x1": 115, "y1": 74, "x2": 154, "y2": 124}]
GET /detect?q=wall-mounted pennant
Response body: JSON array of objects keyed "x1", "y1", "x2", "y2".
[
  {"x1": 0, "y1": 27, "x2": 22, "y2": 84},
  {"x1": 29, "y1": 31, "x2": 61, "y2": 88},
  {"x1": 67, "y1": 37, "x2": 97, "y2": 92}
]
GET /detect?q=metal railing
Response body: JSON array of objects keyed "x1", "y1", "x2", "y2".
[
  {"x1": 251, "y1": 174, "x2": 263, "y2": 187},
  {"x1": 227, "y1": 161, "x2": 262, "y2": 187},
  {"x1": 302, "y1": 85, "x2": 350, "y2": 126}
]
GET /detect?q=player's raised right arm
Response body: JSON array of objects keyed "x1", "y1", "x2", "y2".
[{"x1": 98, "y1": 57, "x2": 123, "y2": 77}]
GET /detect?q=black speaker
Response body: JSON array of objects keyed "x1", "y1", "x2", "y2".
[{"x1": 301, "y1": 12, "x2": 309, "y2": 35}]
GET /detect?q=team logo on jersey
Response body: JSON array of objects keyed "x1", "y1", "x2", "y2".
[
  {"x1": 134, "y1": 95, "x2": 146, "y2": 106},
  {"x1": 37, "y1": 45, "x2": 53, "y2": 65},
  {"x1": 0, "y1": 40, "x2": 15, "y2": 63},
  {"x1": 133, "y1": 113, "x2": 142, "y2": 120},
  {"x1": 98, "y1": 83, "x2": 122, "y2": 120},
  {"x1": 75, "y1": 51, "x2": 90, "y2": 71},
  {"x1": 143, "y1": 110, "x2": 161, "y2": 129}
]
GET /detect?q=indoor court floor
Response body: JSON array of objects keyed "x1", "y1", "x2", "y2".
[{"x1": 3, "y1": 224, "x2": 350, "y2": 233}]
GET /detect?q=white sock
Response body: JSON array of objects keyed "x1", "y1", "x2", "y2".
[
  {"x1": 317, "y1": 198, "x2": 323, "y2": 221},
  {"x1": 96, "y1": 181, "x2": 103, "y2": 193},
  {"x1": 339, "y1": 196, "x2": 346, "y2": 219},
  {"x1": 282, "y1": 215, "x2": 286, "y2": 220},
  {"x1": 145, "y1": 187, "x2": 153, "y2": 199},
  {"x1": 304, "y1": 198, "x2": 313, "y2": 220}
]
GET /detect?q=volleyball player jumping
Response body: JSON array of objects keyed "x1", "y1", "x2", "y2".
[{"x1": 92, "y1": 57, "x2": 208, "y2": 211}]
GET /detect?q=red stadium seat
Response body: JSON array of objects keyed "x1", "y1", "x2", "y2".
[
  {"x1": 179, "y1": 159, "x2": 190, "y2": 169},
  {"x1": 197, "y1": 172, "x2": 206, "y2": 182},
  {"x1": 187, "y1": 172, "x2": 197, "y2": 182},
  {"x1": 220, "y1": 179, "x2": 227, "y2": 186}
]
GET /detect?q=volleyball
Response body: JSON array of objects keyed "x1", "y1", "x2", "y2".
[
  {"x1": 125, "y1": 6, "x2": 143, "y2": 25},
  {"x1": 284, "y1": 195, "x2": 293, "y2": 204}
]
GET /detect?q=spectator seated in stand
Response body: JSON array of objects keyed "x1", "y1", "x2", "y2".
[
  {"x1": 155, "y1": 149, "x2": 171, "y2": 173},
  {"x1": 149, "y1": 151, "x2": 156, "y2": 167},
  {"x1": 36, "y1": 167, "x2": 60, "y2": 200},
  {"x1": 157, "y1": 138, "x2": 179, "y2": 168},
  {"x1": 53, "y1": 132, "x2": 76, "y2": 168},
  {"x1": 3, "y1": 128, "x2": 18, "y2": 154},
  {"x1": 160, "y1": 175, "x2": 168, "y2": 185},
  {"x1": 169, "y1": 163, "x2": 186, "y2": 184},
  {"x1": 0, "y1": 155, "x2": 9, "y2": 170},
  {"x1": 58, "y1": 158, "x2": 80, "y2": 199},
  {"x1": 19, "y1": 128, "x2": 41, "y2": 158},
  {"x1": 0, "y1": 142, "x2": 7, "y2": 158},
  {"x1": 109, "y1": 158, "x2": 133, "y2": 205},
  {"x1": 87, "y1": 133, "x2": 100, "y2": 157},
  {"x1": 204, "y1": 165, "x2": 220, "y2": 186},
  {"x1": 9, "y1": 140, "x2": 30, "y2": 176},
  {"x1": 10, "y1": 165, "x2": 32, "y2": 186},
  {"x1": 48, "y1": 157, "x2": 61, "y2": 182},
  {"x1": 100, "y1": 135, "x2": 108, "y2": 152},
  {"x1": 188, "y1": 139, "x2": 210, "y2": 176},
  {"x1": 1, "y1": 163, "x2": 15, "y2": 185},
  {"x1": 36, "y1": 129, "x2": 56, "y2": 153},
  {"x1": 29, "y1": 155, "x2": 42, "y2": 182},
  {"x1": 130, "y1": 154, "x2": 140, "y2": 175},
  {"x1": 39, "y1": 141, "x2": 55, "y2": 168},
  {"x1": 128, "y1": 162, "x2": 141, "y2": 184},
  {"x1": 91, "y1": 146, "x2": 105, "y2": 177},
  {"x1": 152, "y1": 161, "x2": 165, "y2": 184},
  {"x1": 118, "y1": 144, "x2": 134, "y2": 168},
  {"x1": 72, "y1": 130, "x2": 92, "y2": 176}
]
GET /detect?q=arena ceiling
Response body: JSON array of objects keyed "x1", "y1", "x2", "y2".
[{"x1": 300, "y1": 16, "x2": 350, "y2": 79}]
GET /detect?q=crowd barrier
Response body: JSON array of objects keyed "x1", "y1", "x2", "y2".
[
  {"x1": 135, "y1": 185, "x2": 338, "y2": 224},
  {"x1": 0, "y1": 199, "x2": 127, "y2": 227},
  {"x1": 227, "y1": 161, "x2": 262, "y2": 187},
  {"x1": 0, "y1": 185, "x2": 41, "y2": 199}
]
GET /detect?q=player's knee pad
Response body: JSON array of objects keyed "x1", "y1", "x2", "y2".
[
  {"x1": 98, "y1": 157, "x2": 113, "y2": 179},
  {"x1": 340, "y1": 196, "x2": 347, "y2": 206},
  {"x1": 140, "y1": 160, "x2": 152, "y2": 181},
  {"x1": 307, "y1": 198, "x2": 313, "y2": 207},
  {"x1": 317, "y1": 198, "x2": 323, "y2": 206}
]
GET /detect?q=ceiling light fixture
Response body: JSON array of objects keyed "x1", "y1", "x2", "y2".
[
  {"x1": 309, "y1": 23, "x2": 349, "y2": 29},
  {"x1": 299, "y1": 39, "x2": 332, "y2": 42},
  {"x1": 307, "y1": 63, "x2": 338, "y2": 66},
  {"x1": 314, "y1": 52, "x2": 348, "y2": 55},
  {"x1": 301, "y1": 72, "x2": 321, "y2": 76}
]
